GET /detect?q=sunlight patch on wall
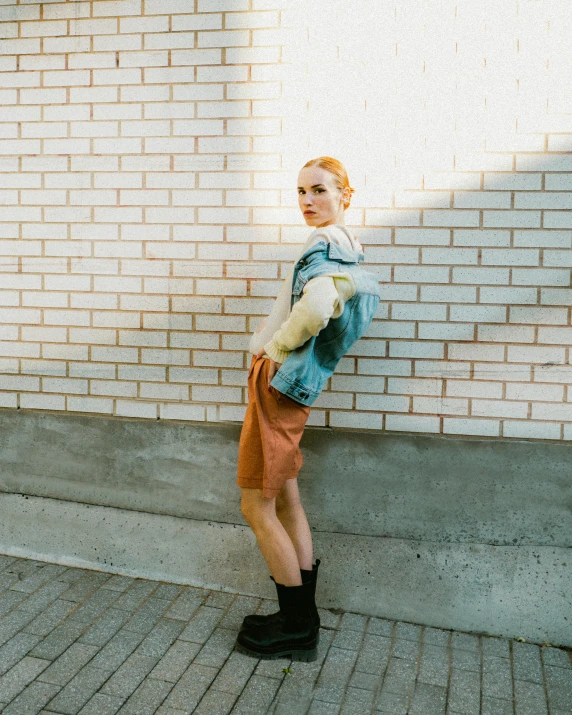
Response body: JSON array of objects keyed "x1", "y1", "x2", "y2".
[{"x1": 273, "y1": 0, "x2": 568, "y2": 215}]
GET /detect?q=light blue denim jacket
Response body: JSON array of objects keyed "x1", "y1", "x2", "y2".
[{"x1": 270, "y1": 240, "x2": 381, "y2": 406}]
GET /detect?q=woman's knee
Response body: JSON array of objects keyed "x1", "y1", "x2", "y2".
[
  {"x1": 276, "y1": 479, "x2": 302, "y2": 514},
  {"x1": 240, "y1": 489, "x2": 274, "y2": 527}
]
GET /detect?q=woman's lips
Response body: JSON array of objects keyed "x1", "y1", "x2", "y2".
[{"x1": 304, "y1": 211, "x2": 316, "y2": 216}]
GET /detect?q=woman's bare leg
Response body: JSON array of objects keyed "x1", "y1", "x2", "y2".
[
  {"x1": 275, "y1": 479, "x2": 313, "y2": 571},
  {"x1": 240, "y1": 487, "x2": 302, "y2": 586}
]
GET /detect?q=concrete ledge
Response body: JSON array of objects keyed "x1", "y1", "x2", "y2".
[
  {"x1": 0, "y1": 409, "x2": 571, "y2": 647},
  {"x1": 0, "y1": 492, "x2": 570, "y2": 647},
  {"x1": 1, "y1": 410, "x2": 571, "y2": 546}
]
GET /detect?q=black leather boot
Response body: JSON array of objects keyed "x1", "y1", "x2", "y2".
[
  {"x1": 241, "y1": 559, "x2": 321, "y2": 630},
  {"x1": 235, "y1": 576, "x2": 320, "y2": 661}
]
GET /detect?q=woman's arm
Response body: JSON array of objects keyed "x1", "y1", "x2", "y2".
[{"x1": 263, "y1": 274, "x2": 355, "y2": 363}]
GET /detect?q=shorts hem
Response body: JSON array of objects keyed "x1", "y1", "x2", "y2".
[{"x1": 237, "y1": 474, "x2": 298, "y2": 498}]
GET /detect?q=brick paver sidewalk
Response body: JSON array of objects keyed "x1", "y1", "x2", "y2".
[{"x1": 0, "y1": 555, "x2": 570, "y2": 714}]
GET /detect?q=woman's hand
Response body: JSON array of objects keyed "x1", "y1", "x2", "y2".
[{"x1": 256, "y1": 347, "x2": 279, "y2": 387}]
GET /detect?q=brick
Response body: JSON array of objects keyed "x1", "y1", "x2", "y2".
[
  {"x1": 164, "y1": 589, "x2": 206, "y2": 622},
  {"x1": 407, "y1": 680, "x2": 447, "y2": 714},
  {"x1": 149, "y1": 640, "x2": 201, "y2": 683},
  {"x1": 117, "y1": 677, "x2": 173, "y2": 713},
  {"x1": 178, "y1": 607, "x2": 224, "y2": 644},
  {"x1": 544, "y1": 664, "x2": 572, "y2": 710},
  {"x1": 23, "y1": 596, "x2": 76, "y2": 637},
  {"x1": 0, "y1": 633, "x2": 42, "y2": 678},
  {"x1": 47, "y1": 664, "x2": 112, "y2": 714},
  {"x1": 99, "y1": 652, "x2": 159, "y2": 699},
  {"x1": 68, "y1": 396, "x2": 114, "y2": 414},
  {"x1": 92, "y1": 347, "x2": 139, "y2": 364},
  {"x1": 38, "y1": 643, "x2": 100, "y2": 686},
  {"x1": 208, "y1": 650, "x2": 257, "y2": 696},
  {"x1": 199, "y1": 0, "x2": 249, "y2": 9},
  {"x1": 421, "y1": 209, "x2": 480, "y2": 227},
  {"x1": 193, "y1": 627, "x2": 236, "y2": 669},
  {"x1": 74, "y1": 692, "x2": 124, "y2": 714},
  {"x1": 472, "y1": 400, "x2": 528, "y2": 419},
  {"x1": 90, "y1": 629, "x2": 145, "y2": 675},
  {"x1": 449, "y1": 305, "x2": 508, "y2": 323},
  {"x1": 198, "y1": 30, "x2": 249, "y2": 48},
  {"x1": 225, "y1": 674, "x2": 280, "y2": 714},
  {"x1": 135, "y1": 619, "x2": 185, "y2": 660},
  {"x1": 0, "y1": 611, "x2": 38, "y2": 650},
  {"x1": 80, "y1": 608, "x2": 130, "y2": 648},
  {"x1": 1, "y1": 680, "x2": 61, "y2": 715},
  {"x1": 231, "y1": 48, "x2": 283, "y2": 68},
  {"x1": 193, "y1": 688, "x2": 237, "y2": 714},
  {"x1": 480, "y1": 696, "x2": 514, "y2": 715},
  {"x1": 514, "y1": 231, "x2": 571, "y2": 249},
  {"x1": 453, "y1": 229, "x2": 511, "y2": 248},
  {"x1": 482, "y1": 656, "x2": 515, "y2": 701},
  {"x1": 161, "y1": 663, "x2": 218, "y2": 710},
  {"x1": 172, "y1": 14, "x2": 223, "y2": 31},
  {"x1": 541, "y1": 647, "x2": 572, "y2": 670},
  {"x1": 122, "y1": 598, "x2": 171, "y2": 636},
  {"x1": 115, "y1": 400, "x2": 157, "y2": 419},
  {"x1": 375, "y1": 656, "x2": 418, "y2": 703},
  {"x1": 113, "y1": 581, "x2": 159, "y2": 612},
  {"x1": 65, "y1": 592, "x2": 120, "y2": 632},
  {"x1": 0, "y1": 656, "x2": 50, "y2": 703},
  {"x1": 98, "y1": 575, "x2": 134, "y2": 593},
  {"x1": 43, "y1": 377, "x2": 88, "y2": 394},
  {"x1": 483, "y1": 210, "x2": 541, "y2": 228},
  {"x1": 21, "y1": 393, "x2": 66, "y2": 411},
  {"x1": 445, "y1": 668, "x2": 480, "y2": 713},
  {"x1": 384, "y1": 413, "x2": 439, "y2": 433},
  {"x1": 510, "y1": 306, "x2": 567, "y2": 325},
  {"x1": 512, "y1": 642, "x2": 543, "y2": 684}
]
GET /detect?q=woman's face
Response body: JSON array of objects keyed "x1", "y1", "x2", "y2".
[{"x1": 297, "y1": 166, "x2": 348, "y2": 228}]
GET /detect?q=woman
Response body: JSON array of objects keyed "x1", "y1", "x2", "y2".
[{"x1": 235, "y1": 157, "x2": 381, "y2": 661}]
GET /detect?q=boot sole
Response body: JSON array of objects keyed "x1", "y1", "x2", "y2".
[{"x1": 235, "y1": 639, "x2": 319, "y2": 662}]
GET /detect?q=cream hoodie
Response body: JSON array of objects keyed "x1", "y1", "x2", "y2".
[{"x1": 249, "y1": 224, "x2": 363, "y2": 363}]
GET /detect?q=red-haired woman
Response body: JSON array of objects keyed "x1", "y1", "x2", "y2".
[{"x1": 235, "y1": 157, "x2": 381, "y2": 661}]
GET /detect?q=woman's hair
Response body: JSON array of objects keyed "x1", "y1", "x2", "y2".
[{"x1": 302, "y1": 156, "x2": 355, "y2": 210}]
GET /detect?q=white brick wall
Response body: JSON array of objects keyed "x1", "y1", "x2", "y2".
[{"x1": 0, "y1": 0, "x2": 571, "y2": 443}]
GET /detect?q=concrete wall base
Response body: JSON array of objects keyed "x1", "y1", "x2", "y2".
[
  {"x1": 1, "y1": 410, "x2": 571, "y2": 647},
  {"x1": 1, "y1": 491, "x2": 570, "y2": 648}
]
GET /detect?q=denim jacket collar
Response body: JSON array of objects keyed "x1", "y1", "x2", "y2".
[{"x1": 298, "y1": 239, "x2": 364, "y2": 265}]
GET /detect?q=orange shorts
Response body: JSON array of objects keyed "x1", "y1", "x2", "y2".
[{"x1": 236, "y1": 354, "x2": 311, "y2": 499}]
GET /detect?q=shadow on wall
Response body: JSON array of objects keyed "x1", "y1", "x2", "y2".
[{"x1": 0, "y1": 156, "x2": 570, "y2": 441}]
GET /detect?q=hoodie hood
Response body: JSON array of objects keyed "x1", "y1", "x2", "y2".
[{"x1": 300, "y1": 224, "x2": 363, "y2": 260}]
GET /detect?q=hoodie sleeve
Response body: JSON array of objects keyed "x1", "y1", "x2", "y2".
[{"x1": 263, "y1": 273, "x2": 356, "y2": 363}]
